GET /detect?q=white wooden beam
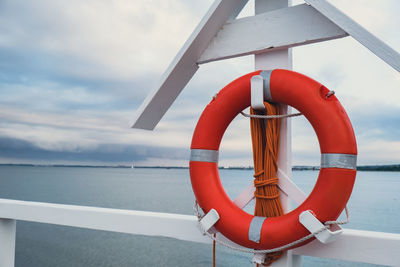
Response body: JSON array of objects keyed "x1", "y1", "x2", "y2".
[
  {"x1": 132, "y1": 0, "x2": 399, "y2": 131},
  {"x1": 293, "y1": 229, "x2": 400, "y2": 266},
  {"x1": 233, "y1": 182, "x2": 255, "y2": 209},
  {"x1": 1, "y1": 198, "x2": 400, "y2": 266},
  {"x1": 131, "y1": 0, "x2": 249, "y2": 130},
  {"x1": 306, "y1": 0, "x2": 400, "y2": 72},
  {"x1": 277, "y1": 168, "x2": 307, "y2": 205},
  {"x1": 254, "y1": 1, "x2": 298, "y2": 266},
  {"x1": 0, "y1": 218, "x2": 16, "y2": 267},
  {"x1": 0, "y1": 198, "x2": 209, "y2": 244},
  {"x1": 198, "y1": 4, "x2": 347, "y2": 64},
  {"x1": 233, "y1": 168, "x2": 307, "y2": 210}
]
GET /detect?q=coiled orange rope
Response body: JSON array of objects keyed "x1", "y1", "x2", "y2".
[
  {"x1": 213, "y1": 233, "x2": 216, "y2": 267},
  {"x1": 211, "y1": 102, "x2": 283, "y2": 266},
  {"x1": 250, "y1": 102, "x2": 284, "y2": 266}
]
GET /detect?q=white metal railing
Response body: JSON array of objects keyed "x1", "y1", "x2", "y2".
[{"x1": 1, "y1": 198, "x2": 400, "y2": 267}]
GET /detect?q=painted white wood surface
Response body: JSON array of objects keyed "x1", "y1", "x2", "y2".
[
  {"x1": 233, "y1": 167, "x2": 307, "y2": 210},
  {"x1": 306, "y1": 0, "x2": 400, "y2": 72},
  {"x1": 131, "y1": 0, "x2": 399, "y2": 131},
  {"x1": 293, "y1": 229, "x2": 400, "y2": 266},
  {"x1": 277, "y1": 168, "x2": 307, "y2": 205},
  {"x1": 199, "y1": 4, "x2": 347, "y2": 64},
  {"x1": 0, "y1": 198, "x2": 208, "y2": 244},
  {"x1": 233, "y1": 182, "x2": 256, "y2": 209},
  {"x1": 131, "y1": 0, "x2": 249, "y2": 130},
  {"x1": 254, "y1": 0, "x2": 299, "y2": 266},
  {"x1": 1, "y1": 198, "x2": 400, "y2": 266},
  {"x1": 254, "y1": 1, "x2": 294, "y2": 214},
  {"x1": 0, "y1": 219, "x2": 15, "y2": 267}
]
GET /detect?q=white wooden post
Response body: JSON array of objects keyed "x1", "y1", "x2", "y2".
[
  {"x1": 254, "y1": 1, "x2": 300, "y2": 266},
  {"x1": 0, "y1": 219, "x2": 16, "y2": 267}
]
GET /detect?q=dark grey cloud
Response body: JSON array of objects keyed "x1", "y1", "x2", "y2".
[{"x1": 0, "y1": 137, "x2": 188, "y2": 164}]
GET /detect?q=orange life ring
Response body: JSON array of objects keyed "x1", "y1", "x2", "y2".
[{"x1": 189, "y1": 69, "x2": 357, "y2": 250}]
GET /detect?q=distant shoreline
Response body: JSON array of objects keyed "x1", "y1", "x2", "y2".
[{"x1": 0, "y1": 163, "x2": 399, "y2": 171}]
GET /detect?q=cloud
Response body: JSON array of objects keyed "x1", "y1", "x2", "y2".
[
  {"x1": 0, "y1": 0, "x2": 208, "y2": 83},
  {"x1": 0, "y1": 136, "x2": 189, "y2": 165},
  {"x1": 0, "y1": 0, "x2": 399, "y2": 166}
]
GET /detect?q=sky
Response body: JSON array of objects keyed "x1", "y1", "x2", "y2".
[{"x1": 0, "y1": 0, "x2": 399, "y2": 167}]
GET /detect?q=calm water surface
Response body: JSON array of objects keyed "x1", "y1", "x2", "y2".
[{"x1": 0, "y1": 166, "x2": 399, "y2": 266}]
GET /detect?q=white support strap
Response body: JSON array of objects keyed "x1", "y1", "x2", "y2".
[{"x1": 299, "y1": 210, "x2": 343, "y2": 244}]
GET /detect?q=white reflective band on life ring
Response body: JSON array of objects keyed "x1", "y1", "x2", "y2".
[
  {"x1": 321, "y1": 153, "x2": 357, "y2": 170},
  {"x1": 259, "y1": 70, "x2": 273, "y2": 102},
  {"x1": 190, "y1": 149, "x2": 219, "y2": 163},
  {"x1": 248, "y1": 216, "x2": 267, "y2": 243}
]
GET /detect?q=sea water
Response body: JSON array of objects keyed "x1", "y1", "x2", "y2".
[{"x1": 0, "y1": 166, "x2": 399, "y2": 266}]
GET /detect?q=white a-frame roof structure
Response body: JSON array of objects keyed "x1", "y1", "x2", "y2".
[{"x1": 132, "y1": 0, "x2": 400, "y2": 130}]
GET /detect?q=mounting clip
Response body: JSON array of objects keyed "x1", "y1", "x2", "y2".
[
  {"x1": 252, "y1": 253, "x2": 267, "y2": 265},
  {"x1": 250, "y1": 75, "x2": 265, "y2": 111},
  {"x1": 198, "y1": 209, "x2": 220, "y2": 235},
  {"x1": 299, "y1": 210, "x2": 343, "y2": 244}
]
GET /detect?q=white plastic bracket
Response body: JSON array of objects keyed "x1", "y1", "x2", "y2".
[
  {"x1": 252, "y1": 253, "x2": 267, "y2": 266},
  {"x1": 198, "y1": 209, "x2": 220, "y2": 235},
  {"x1": 299, "y1": 210, "x2": 343, "y2": 244},
  {"x1": 250, "y1": 75, "x2": 265, "y2": 111}
]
